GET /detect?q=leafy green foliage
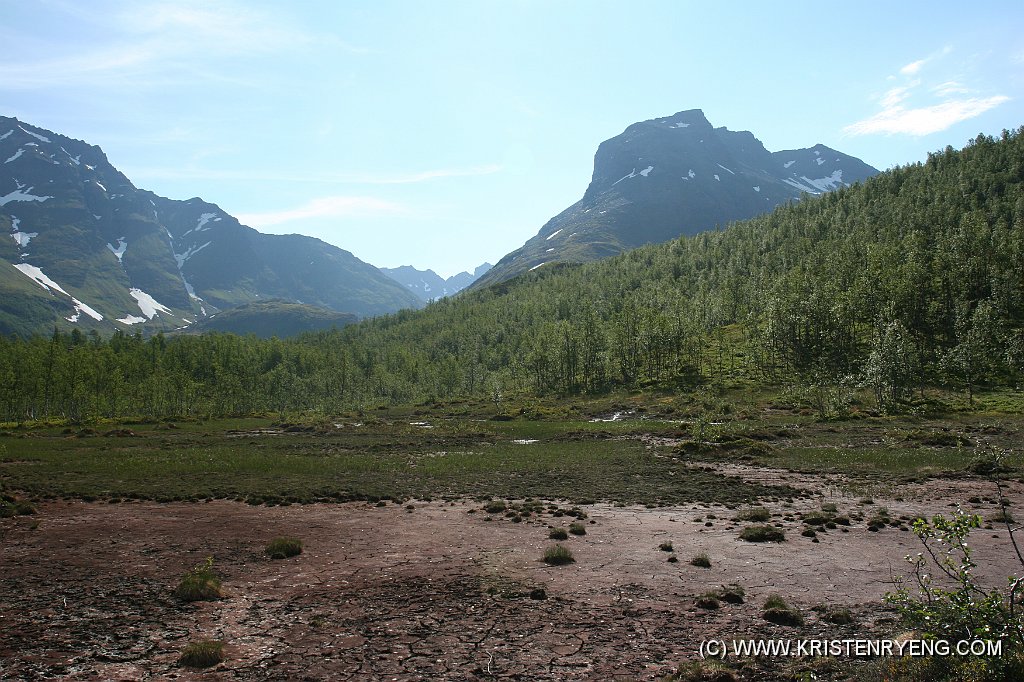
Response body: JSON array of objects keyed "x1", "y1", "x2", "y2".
[{"x1": 1, "y1": 131, "x2": 1023, "y2": 418}]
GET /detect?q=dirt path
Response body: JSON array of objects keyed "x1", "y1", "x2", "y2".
[{"x1": 2, "y1": 475, "x2": 1021, "y2": 680}]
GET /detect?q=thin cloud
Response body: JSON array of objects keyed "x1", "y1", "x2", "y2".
[
  {"x1": 844, "y1": 96, "x2": 1010, "y2": 136},
  {"x1": 236, "y1": 196, "x2": 406, "y2": 228},
  {"x1": 129, "y1": 164, "x2": 503, "y2": 185},
  {"x1": 0, "y1": 0, "x2": 364, "y2": 90},
  {"x1": 900, "y1": 59, "x2": 927, "y2": 76},
  {"x1": 844, "y1": 50, "x2": 1009, "y2": 137}
]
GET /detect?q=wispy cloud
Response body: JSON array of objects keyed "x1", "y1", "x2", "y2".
[
  {"x1": 129, "y1": 164, "x2": 503, "y2": 185},
  {"x1": 0, "y1": 0, "x2": 364, "y2": 90},
  {"x1": 844, "y1": 97, "x2": 1010, "y2": 136},
  {"x1": 844, "y1": 50, "x2": 1009, "y2": 137},
  {"x1": 236, "y1": 196, "x2": 406, "y2": 228}
]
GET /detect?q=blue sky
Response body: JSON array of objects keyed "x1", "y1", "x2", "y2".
[{"x1": 2, "y1": 1, "x2": 1022, "y2": 277}]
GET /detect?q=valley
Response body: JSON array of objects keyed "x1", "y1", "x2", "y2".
[{"x1": 2, "y1": 391, "x2": 1023, "y2": 679}]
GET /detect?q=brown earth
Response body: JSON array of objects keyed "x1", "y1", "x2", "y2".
[{"x1": 1, "y1": 471, "x2": 1021, "y2": 681}]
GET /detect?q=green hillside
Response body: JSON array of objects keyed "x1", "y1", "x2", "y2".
[
  {"x1": 183, "y1": 300, "x2": 357, "y2": 338},
  {"x1": 0, "y1": 129, "x2": 1021, "y2": 420}
]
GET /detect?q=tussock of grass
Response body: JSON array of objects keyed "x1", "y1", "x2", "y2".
[
  {"x1": 543, "y1": 544, "x2": 575, "y2": 565},
  {"x1": 690, "y1": 552, "x2": 711, "y2": 568},
  {"x1": 568, "y1": 521, "x2": 587, "y2": 536},
  {"x1": 178, "y1": 640, "x2": 224, "y2": 668},
  {"x1": 733, "y1": 506, "x2": 770, "y2": 522},
  {"x1": 173, "y1": 557, "x2": 222, "y2": 602},
  {"x1": 549, "y1": 527, "x2": 569, "y2": 540},
  {"x1": 739, "y1": 524, "x2": 785, "y2": 542},
  {"x1": 265, "y1": 537, "x2": 303, "y2": 559},
  {"x1": 763, "y1": 594, "x2": 803, "y2": 625}
]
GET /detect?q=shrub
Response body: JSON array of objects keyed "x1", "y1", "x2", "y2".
[
  {"x1": 886, "y1": 503, "x2": 1024, "y2": 680},
  {"x1": 265, "y1": 537, "x2": 303, "y2": 559},
  {"x1": 659, "y1": 541, "x2": 674, "y2": 552},
  {"x1": 739, "y1": 525, "x2": 785, "y2": 542},
  {"x1": 543, "y1": 544, "x2": 575, "y2": 566},
  {"x1": 690, "y1": 552, "x2": 712, "y2": 568},
  {"x1": 178, "y1": 640, "x2": 224, "y2": 668},
  {"x1": 568, "y1": 522, "x2": 587, "y2": 536},
  {"x1": 549, "y1": 528, "x2": 569, "y2": 540},
  {"x1": 173, "y1": 557, "x2": 222, "y2": 602}
]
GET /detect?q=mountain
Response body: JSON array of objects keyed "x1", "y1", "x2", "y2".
[
  {"x1": 380, "y1": 262, "x2": 492, "y2": 301},
  {"x1": 181, "y1": 300, "x2": 357, "y2": 338},
  {"x1": 0, "y1": 117, "x2": 421, "y2": 337},
  {"x1": 475, "y1": 109, "x2": 879, "y2": 287}
]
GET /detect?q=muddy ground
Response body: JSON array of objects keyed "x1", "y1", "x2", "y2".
[{"x1": 1, "y1": 469, "x2": 1021, "y2": 681}]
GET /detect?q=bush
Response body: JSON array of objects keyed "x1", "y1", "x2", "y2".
[
  {"x1": 695, "y1": 592, "x2": 720, "y2": 610},
  {"x1": 265, "y1": 537, "x2": 303, "y2": 559},
  {"x1": 549, "y1": 528, "x2": 569, "y2": 540},
  {"x1": 739, "y1": 525, "x2": 785, "y2": 542},
  {"x1": 543, "y1": 544, "x2": 575, "y2": 566},
  {"x1": 178, "y1": 640, "x2": 224, "y2": 668},
  {"x1": 568, "y1": 522, "x2": 587, "y2": 536},
  {"x1": 716, "y1": 584, "x2": 745, "y2": 604},
  {"x1": 659, "y1": 541, "x2": 674, "y2": 552},
  {"x1": 173, "y1": 557, "x2": 222, "y2": 602},
  {"x1": 886, "y1": 503, "x2": 1024, "y2": 680}
]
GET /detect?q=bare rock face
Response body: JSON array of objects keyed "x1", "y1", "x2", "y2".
[{"x1": 475, "y1": 109, "x2": 878, "y2": 287}]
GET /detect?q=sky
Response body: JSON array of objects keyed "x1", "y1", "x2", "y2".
[{"x1": 2, "y1": 1, "x2": 1023, "y2": 277}]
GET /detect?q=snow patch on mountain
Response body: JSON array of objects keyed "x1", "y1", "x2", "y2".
[
  {"x1": 129, "y1": 288, "x2": 172, "y2": 319},
  {"x1": 5, "y1": 149, "x2": 25, "y2": 164},
  {"x1": 0, "y1": 182, "x2": 53, "y2": 207},
  {"x1": 107, "y1": 238, "x2": 127, "y2": 264},
  {"x1": 17, "y1": 125, "x2": 50, "y2": 143},
  {"x1": 13, "y1": 263, "x2": 70, "y2": 295},
  {"x1": 174, "y1": 241, "x2": 212, "y2": 268},
  {"x1": 546, "y1": 228, "x2": 563, "y2": 240}
]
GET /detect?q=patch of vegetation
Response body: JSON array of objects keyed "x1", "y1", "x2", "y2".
[
  {"x1": 739, "y1": 524, "x2": 785, "y2": 542},
  {"x1": 762, "y1": 594, "x2": 803, "y2": 625},
  {"x1": 568, "y1": 521, "x2": 587, "y2": 536},
  {"x1": 694, "y1": 592, "x2": 720, "y2": 610},
  {"x1": 483, "y1": 500, "x2": 507, "y2": 514},
  {"x1": 548, "y1": 527, "x2": 569, "y2": 540},
  {"x1": 543, "y1": 544, "x2": 575, "y2": 566},
  {"x1": 659, "y1": 541, "x2": 674, "y2": 552},
  {"x1": 178, "y1": 640, "x2": 225, "y2": 668},
  {"x1": 265, "y1": 537, "x2": 303, "y2": 559},
  {"x1": 173, "y1": 557, "x2": 222, "y2": 602},
  {"x1": 813, "y1": 604, "x2": 855, "y2": 625},
  {"x1": 715, "y1": 584, "x2": 745, "y2": 604},
  {"x1": 733, "y1": 506, "x2": 770, "y2": 522},
  {"x1": 690, "y1": 552, "x2": 711, "y2": 568}
]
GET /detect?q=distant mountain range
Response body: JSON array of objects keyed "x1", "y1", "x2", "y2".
[
  {"x1": 475, "y1": 109, "x2": 879, "y2": 287},
  {"x1": 0, "y1": 117, "x2": 421, "y2": 336},
  {"x1": 380, "y1": 263, "x2": 492, "y2": 301}
]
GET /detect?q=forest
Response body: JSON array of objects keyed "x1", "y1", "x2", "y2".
[{"x1": 1, "y1": 129, "x2": 1022, "y2": 422}]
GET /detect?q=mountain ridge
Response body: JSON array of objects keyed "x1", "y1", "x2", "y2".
[
  {"x1": 475, "y1": 109, "x2": 878, "y2": 287},
  {"x1": 380, "y1": 262, "x2": 492, "y2": 301},
  {"x1": 0, "y1": 117, "x2": 421, "y2": 337}
]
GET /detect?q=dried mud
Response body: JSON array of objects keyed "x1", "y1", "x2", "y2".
[{"x1": 2, "y1": 473, "x2": 1021, "y2": 680}]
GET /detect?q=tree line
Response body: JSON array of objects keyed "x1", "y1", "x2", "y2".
[{"x1": 1, "y1": 129, "x2": 1022, "y2": 421}]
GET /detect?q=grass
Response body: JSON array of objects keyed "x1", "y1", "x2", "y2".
[
  {"x1": 173, "y1": 557, "x2": 222, "y2": 602},
  {"x1": 0, "y1": 415, "x2": 806, "y2": 506},
  {"x1": 549, "y1": 527, "x2": 569, "y2": 540},
  {"x1": 265, "y1": 537, "x2": 303, "y2": 559},
  {"x1": 178, "y1": 640, "x2": 225, "y2": 668},
  {"x1": 659, "y1": 541, "x2": 674, "y2": 552},
  {"x1": 568, "y1": 521, "x2": 587, "y2": 536},
  {"x1": 543, "y1": 544, "x2": 575, "y2": 566},
  {"x1": 733, "y1": 506, "x2": 771, "y2": 522},
  {"x1": 763, "y1": 594, "x2": 803, "y2": 625},
  {"x1": 739, "y1": 525, "x2": 786, "y2": 542},
  {"x1": 690, "y1": 552, "x2": 711, "y2": 568}
]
